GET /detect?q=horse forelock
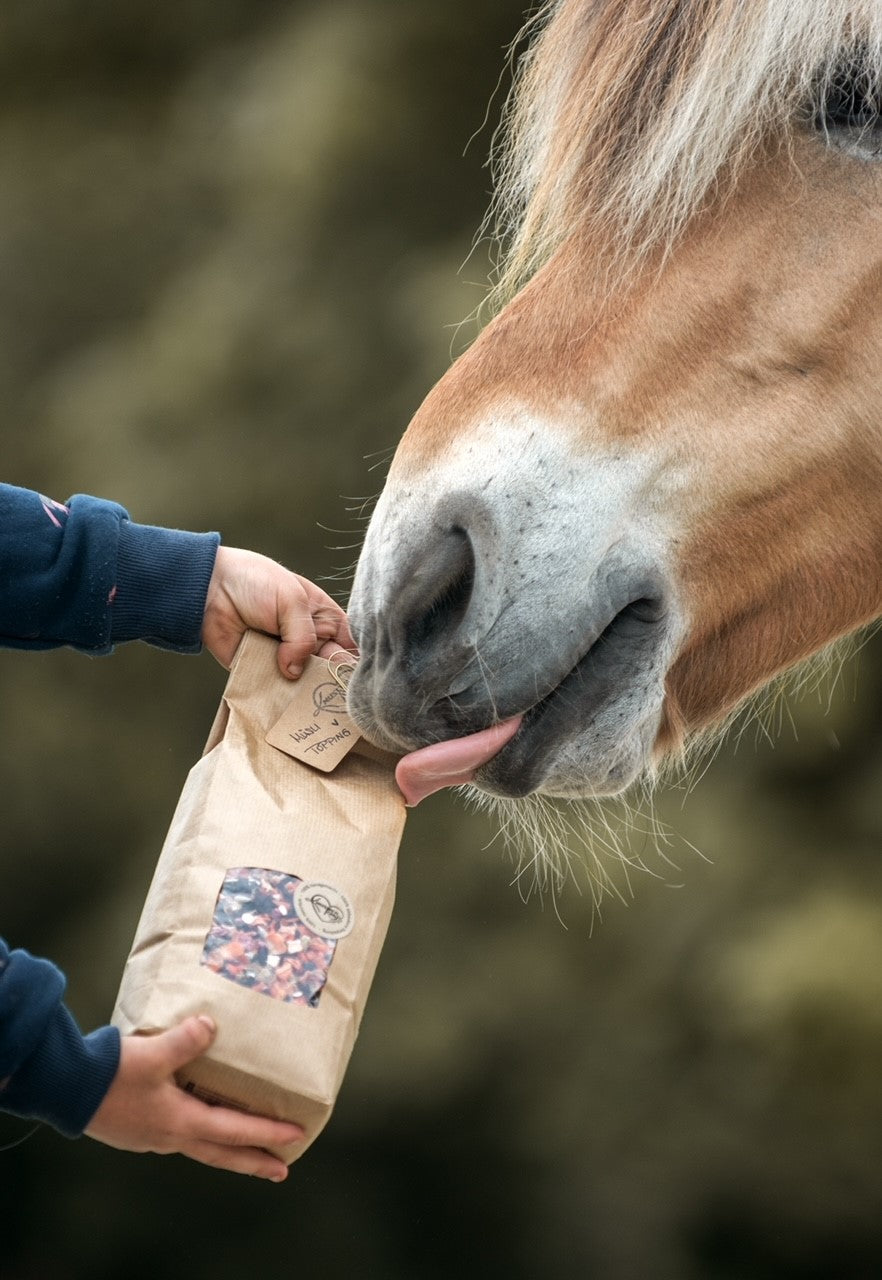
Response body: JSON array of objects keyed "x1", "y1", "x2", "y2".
[{"x1": 490, "y1": 0, "x2": 882, "y2": 301}]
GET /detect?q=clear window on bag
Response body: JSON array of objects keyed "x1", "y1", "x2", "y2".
[{"x1": 201, "y1": 867, "x2": 337, "y2": 1007}]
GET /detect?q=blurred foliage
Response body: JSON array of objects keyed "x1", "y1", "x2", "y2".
[{"x1": 1, "y1": 3, "x2": 881, "y2": 1278}]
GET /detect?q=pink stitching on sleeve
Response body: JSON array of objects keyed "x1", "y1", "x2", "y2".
[{"x1": 39, "y1": 495, "x2": 70, "y2": 529}]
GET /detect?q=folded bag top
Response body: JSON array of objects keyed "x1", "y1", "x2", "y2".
[{"x1": 113, "y1": 630, "x2": 405, "y2": 1162}]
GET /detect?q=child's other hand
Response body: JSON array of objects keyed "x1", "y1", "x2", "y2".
[
  {"x1": 201, "y1": 546, "x2": 355, "y2": 678},
  {"x1": 85, "y1": 1016, "x2": 302, "y2": 1180}
]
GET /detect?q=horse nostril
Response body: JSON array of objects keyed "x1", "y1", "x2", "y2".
[{"x1": 401, "y1": 525, "x2": 476, "y2": 668}]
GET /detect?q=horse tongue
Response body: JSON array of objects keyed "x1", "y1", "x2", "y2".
[{"x1": 395, "y1": 716, "x2": 522, "y2": 807}]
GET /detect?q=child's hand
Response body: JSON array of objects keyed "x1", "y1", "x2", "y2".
[
  {"x1": 85, "y1": 1016, "x2": 302, "y2": 1181},
  {"x1": 201, "y1": 546, "x2": 355, "y2": 678}
]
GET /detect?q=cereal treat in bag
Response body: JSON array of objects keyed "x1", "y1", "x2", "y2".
[{"x1": 112, "y1": 632, "x2": 405, "y2": 1163}]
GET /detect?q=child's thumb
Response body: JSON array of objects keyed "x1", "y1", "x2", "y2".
[{"x1": 159, "y1": 1015, "x2": 217, "y2": 1071}]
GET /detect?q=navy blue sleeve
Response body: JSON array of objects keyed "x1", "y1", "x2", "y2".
[
  {"x1": 0, "y1": 483, "x2": 220, "y2": 1136},
  {"x1": 0, "y1": 484, "x2": 220, "y2": 654},
  {"x1": 0, "y1": 938, "x2": 120, "y2": 1137}
]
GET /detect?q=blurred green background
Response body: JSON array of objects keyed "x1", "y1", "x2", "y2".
[{"x1": 1, "y1": 3, "x2": 882, "y2": 1277}]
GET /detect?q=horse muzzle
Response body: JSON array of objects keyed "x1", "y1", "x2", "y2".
[{"x1": 347, "y1": 460, "x2": 681, "y2": 798}]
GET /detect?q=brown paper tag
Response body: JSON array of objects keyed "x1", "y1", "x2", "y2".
[{"x1": 265, "y1": 655, "x2": 362, "y2": 771}]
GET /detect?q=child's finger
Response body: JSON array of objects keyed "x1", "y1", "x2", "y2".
[
  {"x1": 301, "y1": 580, "x2": 355, "y2": 649},
  {"x1": 181, "y1": 1138, "x2": 290, "y2": 1181},
  {"x1": 310, "y1": 598, "x2": 355, "y2": 648},
  {"x1": 277, "y1": 598, "x2": 353, "y2": 678},
  {"x1": 184, "y1": 1099, "x2": 304, "y2": 1151},
  {"x1": 151, "y1": 1015, "x2": 216, "y2": 1072},
  {"x1": 317, "y1": 640, "x2": 357, "y2": 662},
  {"x1": 277, "y1": 629, "x2": 319, "y2": 679}
]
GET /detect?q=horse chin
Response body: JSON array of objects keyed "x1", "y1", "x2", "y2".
[
  {"x1": 466, "y1": 592, "x2": 673, "y2": 800},
  {"x1": 470, "y1": 688, "x2": 664, "y2": 800}
]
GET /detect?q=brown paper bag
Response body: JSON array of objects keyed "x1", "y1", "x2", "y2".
[{"x1": 112, "y1": 630, "x2": 405, "y2": 1162}]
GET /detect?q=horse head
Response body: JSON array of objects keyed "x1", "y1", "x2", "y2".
[{"x1": 348, "y1": 1, "x2": 882, "y2": 806}]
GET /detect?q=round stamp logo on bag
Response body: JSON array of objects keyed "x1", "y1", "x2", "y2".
[{"x1": 294, "y1": 881, "x2": 355, "y2": 940}]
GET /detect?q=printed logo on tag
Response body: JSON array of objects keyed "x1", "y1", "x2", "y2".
[
  {"x1": 311, "y1": 680, "x2": 348, "y2": 719},
  {"x1": 294, "y1": 881, "x2": 355, "y2": 940},
  {"x1": 265, "y1": 654, "x2": 361, "y2": 772}
]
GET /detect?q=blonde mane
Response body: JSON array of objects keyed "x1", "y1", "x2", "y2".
[{"x1": 491, "y1": 0, "x2": 882, "y2": 298}]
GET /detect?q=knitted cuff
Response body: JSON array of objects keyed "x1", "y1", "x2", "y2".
[
  {"x1": 111, "y1": 520, "x2": 220, "y2": 651},
  {"x1": 0, "y1": 1007, "x2": 120, "y2": 1138}
]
